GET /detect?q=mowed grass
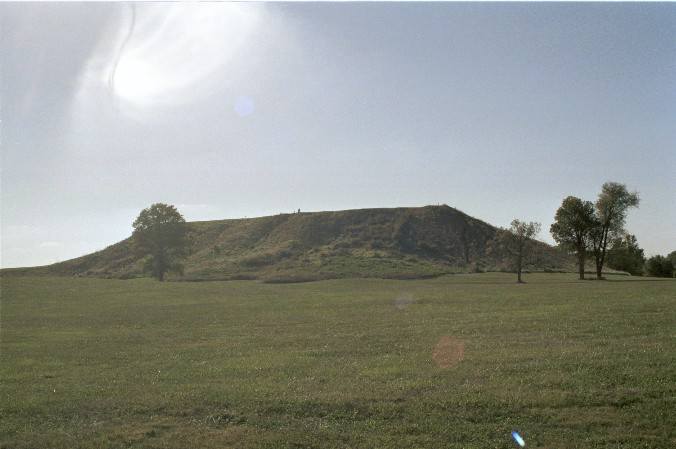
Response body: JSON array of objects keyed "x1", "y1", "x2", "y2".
[{"x1": 1, "y1": 273, "x2": 675, "y2": 449}]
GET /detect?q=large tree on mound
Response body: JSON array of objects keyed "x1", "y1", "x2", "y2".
[
  {"x1": 550, "y1": 196, "x2": 596, "y2": 280},
  {"x1": 589, "y1": 182, "x2": 639, "y2": 279},
  {"x1": 132, "y1": 203, "x2": 188, "y2": 281},
  {"x1": 490, "y1": 219, "x2": 541, "y2": 283}
]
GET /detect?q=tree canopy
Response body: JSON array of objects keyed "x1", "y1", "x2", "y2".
[
  {"x1": 132, "y1": 203, "x2": 188, "y2": 281},
  {"x1": 668, "y1": 251, "x2": 676, "y2": 268},
  {"x1": 645, "y1": 255, "x2": 674, "y2": 278},
  {"x1": 550, "y1": 196, "x2": 596, "y2": 280},
  {"x1": 590, "y1": 182, "x2": 639, "y2": 279},
  {"x1": 606, "y1": 234, "x2": 645, "y2": 276}
]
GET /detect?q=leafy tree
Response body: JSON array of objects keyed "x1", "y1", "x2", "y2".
[
  {"x1": 132, "y1": 203, "x2": 188, "y2": 281},
  {"x1": 491, "y1": 220, "x2": 541, "y2": 283},
  {"x1": 606, "y1": 234, "x2": 645, "y2": 276},
  {"x1": 550, "y1": 196, "x2": 596, "y2": 280},
  {"x1": 645, "y1": 255, "x2": 674, "y2": 278},
  {"x1": 590, "y1": 182, "x2": 639, "y2": 279},
  {"x1": 667, "y1": 251, "x2": 676, "y2": 268}
]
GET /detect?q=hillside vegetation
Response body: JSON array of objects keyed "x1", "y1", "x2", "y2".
[{"x1": 4, "y1": 205, "x2": 572, "y2": 282}]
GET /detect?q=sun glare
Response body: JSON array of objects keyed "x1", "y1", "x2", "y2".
[{"x1": 107, "y1": 3, "x2": 261, "y2": 107}]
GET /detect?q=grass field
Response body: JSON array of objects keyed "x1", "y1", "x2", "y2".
[{"x1": 1, "y1": 273, "x2": 675, "y2": 448}]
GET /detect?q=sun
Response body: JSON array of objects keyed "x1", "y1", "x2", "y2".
[
  {"x1": 112, "y1": 58, "x2": 162, "y2": 105},
  {"x1": 107, "y1": 3, "x2": 261, "y2": 107}
]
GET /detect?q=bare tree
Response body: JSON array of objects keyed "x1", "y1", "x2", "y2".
[{"x1": 492, "y1": 219, "x2": 541, "y2": 283}]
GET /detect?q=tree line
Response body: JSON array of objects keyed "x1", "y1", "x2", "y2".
[{"x1": 491, "y1": 181, "x2": 673, "y2": 282}]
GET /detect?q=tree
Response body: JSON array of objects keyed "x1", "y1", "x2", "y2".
[
  {"x1": 550, "y1": 196, "x2": 596, "y2": 280},
  {"x1": 590, "y1": 182, "x2": 639, "y2": 279},
  {"x1": 491, "y1": 220, "x2": 541, "y2": 283},
  {"x1": 606, "y1": 234, "x2": 645, "y2": 276},
  {"x1": 645, "y1": 255, "x2": 674, "y2": 278},
  {"x1": 667, "y1": 251, "x2": 676, "y2": 268},
  {"x1": 132, "y1": 203, "x2": 188, "y2": 281}
]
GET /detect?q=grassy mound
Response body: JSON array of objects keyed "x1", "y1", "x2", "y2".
[{"x1": 2, "y1": 205, "x2": 572, "y2": 281}]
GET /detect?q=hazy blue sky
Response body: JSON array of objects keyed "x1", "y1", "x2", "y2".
[{"x1": 1, "y1": 2, "x2": 675, "y2": 268}]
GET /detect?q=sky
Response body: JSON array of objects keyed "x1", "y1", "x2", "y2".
[{"x1": 1, "y1": 2, "x2": 675, "y2": 268}]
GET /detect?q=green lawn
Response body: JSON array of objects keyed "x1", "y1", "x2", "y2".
[{"x1": 1, "y1": 273, "x2": 675, "y2": 448}]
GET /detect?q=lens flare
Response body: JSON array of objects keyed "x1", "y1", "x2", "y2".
[
  {"x1": 234, "y1": 96, "x2": 255, "y2": 117},
  {"x1": 511, "y1": 431, "x2": 526, "y2": 447}
]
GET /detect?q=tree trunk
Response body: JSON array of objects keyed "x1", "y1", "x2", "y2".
[
  {"x1": 578, "y1": 251, "x2": 585, "y2": 280},
  {"x1": 597, "y1": 227, "x2": 608, "y2": 279},
  {"x1": 517, "y1": 250, "x2": 523, "y2": 283},
  {"x1": 154, "y1": 251, "x2": 166, "y2": 282}
]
